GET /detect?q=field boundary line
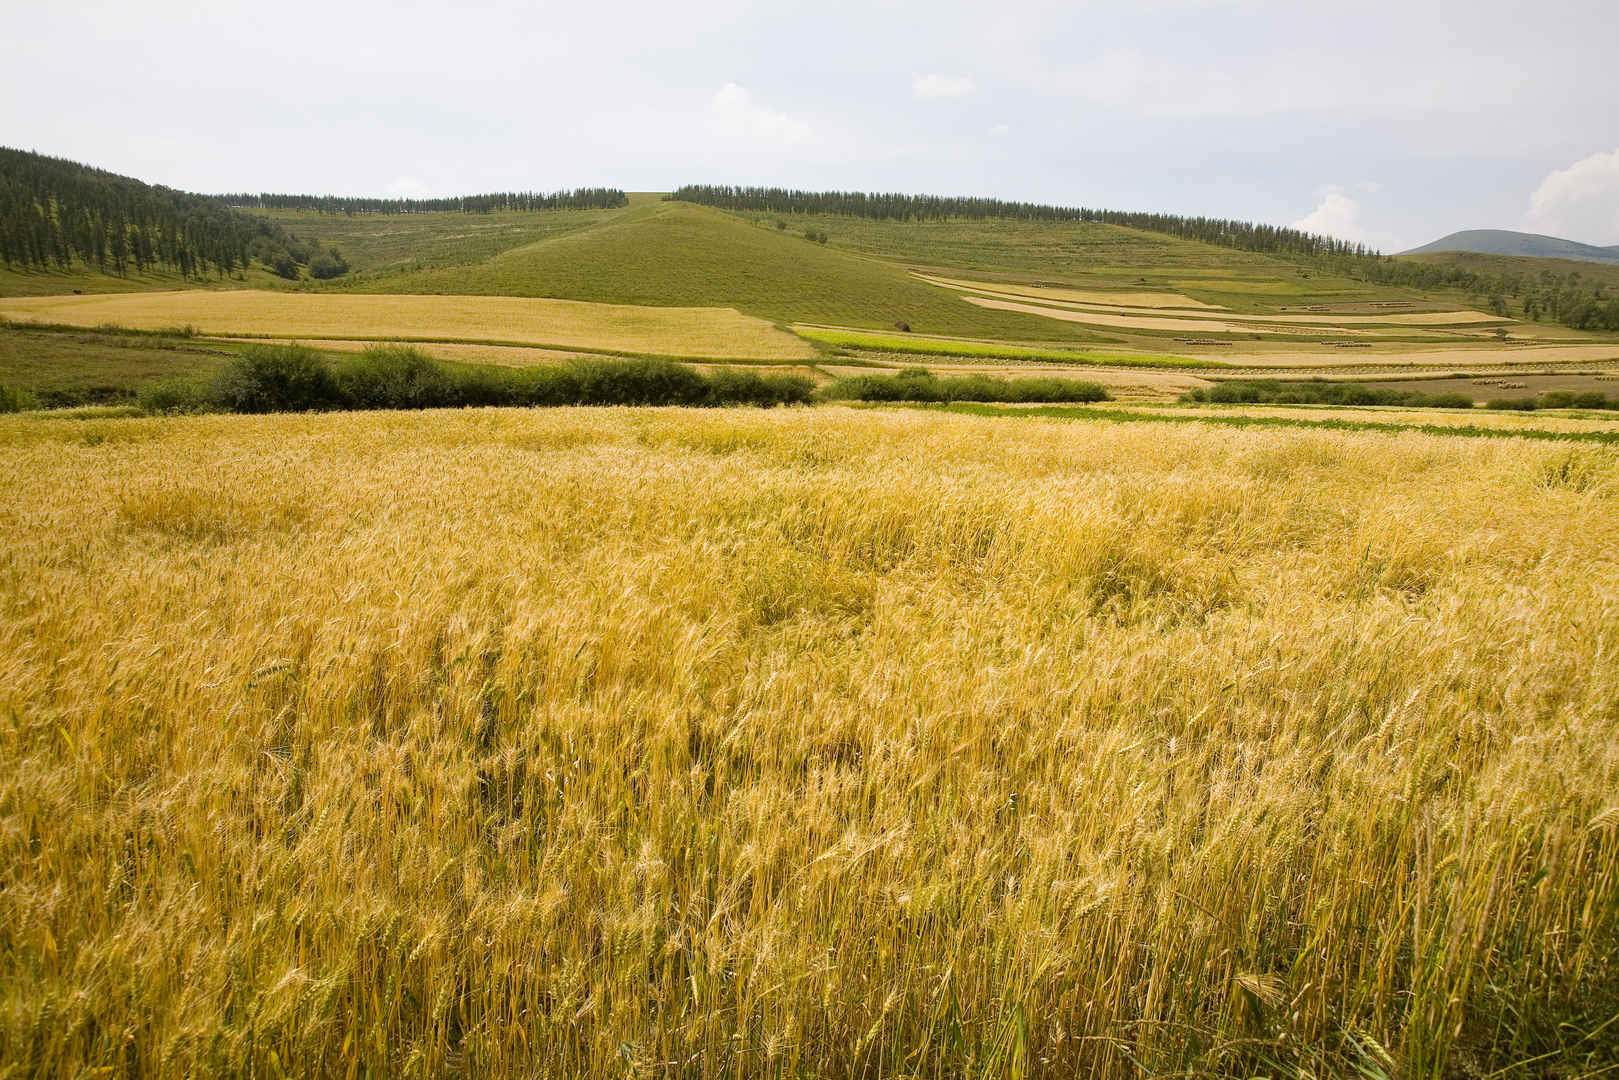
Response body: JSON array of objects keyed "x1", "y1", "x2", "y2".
[{"x1": 918, "y1": 402, "x2": 1619, "y2": 444}]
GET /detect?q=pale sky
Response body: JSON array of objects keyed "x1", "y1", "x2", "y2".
[{"x1": 5, "y1": 0, "x2": 1617, "y2": 252}]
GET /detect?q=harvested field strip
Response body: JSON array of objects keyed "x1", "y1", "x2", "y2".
[
  {"x1": 791, "y1": 326, "x2": 1221, "y2": 368},
  {"x1": 1211, "y1": 345, "x2": 1619, "y2": 369},
  {"x1": 998, "y1": 296, "x2": 1499, "y2": 328},
  {"x1": 934, "y1": 401, "x2": 1619, "y2": 444},
  {"x1": 924, "y1": 276, "x2": 1501, "y2": 327},
  {"x1": 960, "y1": 295, "x2": 1297, "y2": 334},
  {"x1": 0, "y1": 290, "x2": 815, "y2": 361},
  {"x1": 913, "y1": 273, "x2": 1223, "y2": 309}
]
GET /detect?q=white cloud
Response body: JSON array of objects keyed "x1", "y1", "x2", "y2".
[
  {"x1": 1290, "y1": 186, "x2": 1368, "y2": 244},
  {"x1": 704, "y1": 83, "x2": 815, "y2": 147},
  {"x1": 1522, "y1": 148, "x2": 1619, "y2": 244},
  {"x1": 987, "y1": 123, "x2": 1011, "y2": 137},
  {"x1": 912, "y1": 73, "x2": 977, "y2": 100},
  {"x1": 384, "y1": 175, "x2": 434, "y2": 198}
]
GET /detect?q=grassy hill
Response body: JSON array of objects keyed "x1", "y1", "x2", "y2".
[
  {"x1": 355, "y1": 201, "x2": 1121, "y2": 342},
  {"x1": 1399, "y1": 249, "x2": 1619, "y2": 289},
  {"x1": 721, "y1": 209, "x2": 1418, "y2": 312},
  {"x1": 258, "y1": 201, "x2": 640, "y2": 281}
]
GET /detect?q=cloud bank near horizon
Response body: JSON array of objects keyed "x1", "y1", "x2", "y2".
[{"x1": 2, "y1": 0, "x2": 1615, "y2": 252}]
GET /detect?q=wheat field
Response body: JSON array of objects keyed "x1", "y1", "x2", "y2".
[
  {"x1": 916, "y1": 275, "x2": 1503, "y2": 328},
  {"x1": 0, "y1": 291, "x2": 815, "y2": 361},
  {"x1": 2, "y1": 406, "x2": 1617, "y2": 1078}
]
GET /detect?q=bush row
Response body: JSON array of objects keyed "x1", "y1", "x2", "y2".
[
  {"x1": 822, "y1": 368, "x2": 1110, "y2": 404},
  {"x1": 139, "y1": 345, "x2": 815, "y2": 414},
  {"x1": 1486, "y1": 391, "x2": 1619, "y2": 412},
  {"x1": 1184, "y1": 380, "x2": 1474, "y2": 409},
  {"x1": 0, "y1": 385, "x2": 37, "y2": 413}
]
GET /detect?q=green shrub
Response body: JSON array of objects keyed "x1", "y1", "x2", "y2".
[
  {"x1": 308, "y1": 249, "x2": 349, "y2": 280},
  {"x1": 333, "y1": 346, "x2": 459, "y2": 409},
  {"x1": 702, "y1": 369, "x2": 815, "y2": 406},
  {"x1": 569, "y1": 357, "x2": 709, "y2": 406},
  {"x1": 181, "y1": 348, "x2": 811, "y2": 414},
  {"x1": 268, "y1": 252, "x2": 299, "y2": 280},
  {"x1": 213, "y1": 345, "x2": 341, "y2": 413},
  {"x1": 1187, "y1": 380, "x2": 1475, "y2": 409},
  {"x1": 138, "y1": 378, "x2": 214, "y2": 414},
  {"x1": 823, "y1": 369, "x2": 1109, "y2": 404},
  {"x1": 1537, "y1": 390, "x2": 1616, "y2": 410},
  {"x1": 1486, "y1": 397, "x2": 1538, "y2": 411},
  {"x1": 0, "y1": 384, "x2": 38, "y2": 413}
]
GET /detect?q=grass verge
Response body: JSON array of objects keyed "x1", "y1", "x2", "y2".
[
  {"x1": 931, "y1": 401, "x2": 1619, "y2": 445},
  {"x1": 793, "y1": 326, "x2": 1222, "y2": 368}
]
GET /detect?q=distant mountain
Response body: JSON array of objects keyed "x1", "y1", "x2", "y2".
[{"x1": 1402, "y1": 229, "x2": 1619, "y2": 264}]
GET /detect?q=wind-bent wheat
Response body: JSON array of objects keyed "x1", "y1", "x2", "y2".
[{"x1": 1, "y1": 406, "x2": 1615, "y2": 1077}]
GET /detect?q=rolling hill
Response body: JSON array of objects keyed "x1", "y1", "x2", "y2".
[
  {"x1": 1402, "y1": 229, "x2": 1619, "y2": 264},
  {"x1": 349, "y1": 200, "x2": 1127, "y2": 342}
]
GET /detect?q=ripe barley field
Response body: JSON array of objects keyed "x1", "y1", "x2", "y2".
[
  {"x1": 1, "y1": 406, "x2": 1616, "y2": 1078},
  {"x1": 0, "y1": 291, "x2": 814, "y2": 362}
]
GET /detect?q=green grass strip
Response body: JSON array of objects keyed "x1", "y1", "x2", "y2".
[
  {"x1": 793, "y1": 326, "x2": 1225, "y2": 369},
  {"x1": 926, "y1": 402, "x2": 1619, "y2": 445}
]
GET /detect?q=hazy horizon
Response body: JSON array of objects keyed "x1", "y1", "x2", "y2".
[{"x1": 4, "y1": 0, "x2": 1616, "y2": 252}]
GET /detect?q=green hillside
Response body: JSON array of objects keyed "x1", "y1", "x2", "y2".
[
  {"x1": 259, "y1": 202, "x2": 640, "y2": 281},
  {"x1": 722, "y1": 209, "x2": 1421, "y2": 312},
  {"x1": 356, "y1": 201, "x2": 1121, "y2": 341},
  {"x1": 1399, "y1": 249, "x2": 1619, "y2": 289}
]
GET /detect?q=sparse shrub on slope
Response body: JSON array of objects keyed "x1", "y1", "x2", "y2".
[{"x1": 307, "y1": 249, "x2": 350, "y2": 280}]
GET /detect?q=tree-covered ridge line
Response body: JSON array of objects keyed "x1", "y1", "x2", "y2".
[
  {"x1": 218, "y1": 189, "x2": 629, "y2": 215},
  {"x1": 0, "y1": 147, "x2": 338, "y2": 281},
  {"x1": 669, "y1": 184, "x2": 1374, "y2": 258}
]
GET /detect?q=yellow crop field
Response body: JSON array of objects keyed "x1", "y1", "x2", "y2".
[
  {"x1": 1217, "y1": 344, "x2": 1619, "y2": 369},
  {"x1": 922, "y1": 276, "x2": 1502, "y2": 328},
  {"x1": 3, "y1": 405, "x2": 1616, "y2": 1078},
  {"x1": 0, "y1": 290, "x2": 815, "y2": 361},
  {"x1": 914, "y1": 273, "x2": 1226, "y2": 309},
  {"x1": 962, "y1": 294, "x2": 1294, "y2": 333}
]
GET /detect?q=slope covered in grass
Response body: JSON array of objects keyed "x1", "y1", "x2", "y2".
[
  {"x1": 260, "y1": 203, "x2": 637, "y2": 281},
  {"x1": 365, "y1": 202, "x2": 1116, "y2": 341},
  {"x1": 722, "y1": 209, "x2": 1416, "y2": 311}
]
